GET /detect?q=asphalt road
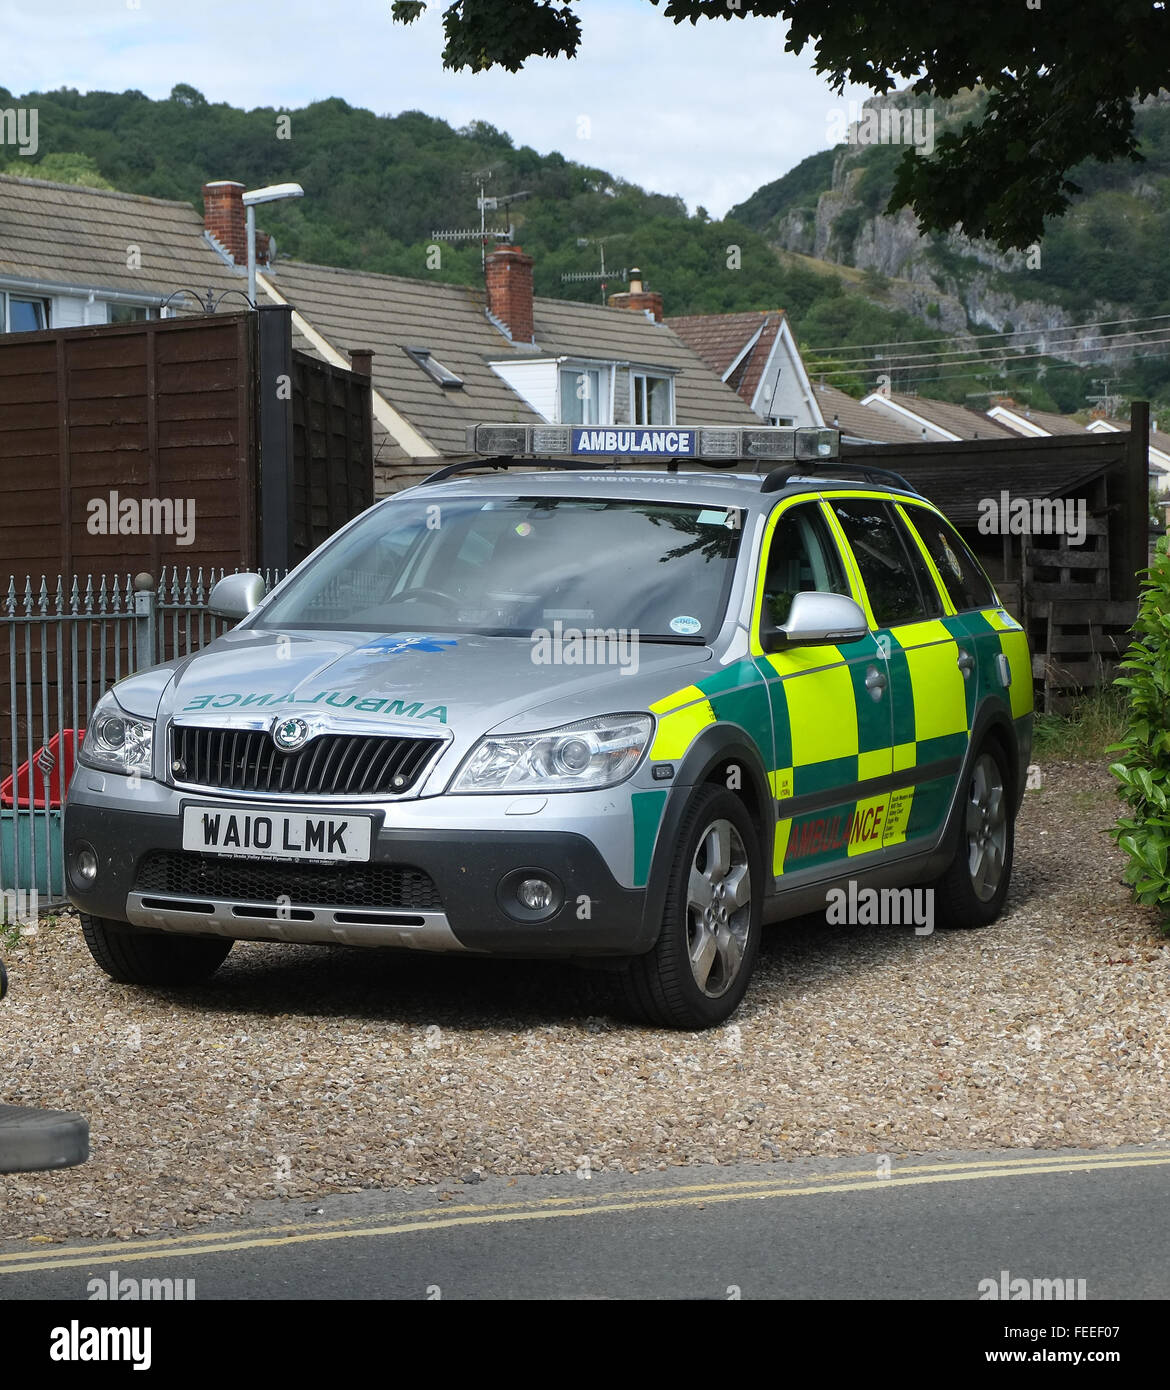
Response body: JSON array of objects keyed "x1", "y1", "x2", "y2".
[{"x1": 1, "y1": 1146, "x2": 1167, "y2": 1300}]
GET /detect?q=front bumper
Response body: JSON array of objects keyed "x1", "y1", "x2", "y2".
[{"x1": 64, "y1": 778, "x2": 655, "y2": 958}]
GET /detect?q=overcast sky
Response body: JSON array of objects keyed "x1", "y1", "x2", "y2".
[{"x1": 1, "y1": 0, "x2": 875, "y2": 217}]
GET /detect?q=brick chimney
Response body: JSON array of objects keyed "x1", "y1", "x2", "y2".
[
  {"x1": 608, "y1": 268, "x2": 663, "y2": 323},
  {"x1": 202, "y1": 181, "x2": 247, "y2": 265},
  {"x1": 485, "y1": 244, "x2": 535, "y2": 344}
]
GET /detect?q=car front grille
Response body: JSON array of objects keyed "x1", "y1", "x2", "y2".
[
  {"x1": 170, "y1": 725, "x2": 443, "y2": 798},
  {"x1": 135, "y1": 851, "x2": 444, "y2": 910}
]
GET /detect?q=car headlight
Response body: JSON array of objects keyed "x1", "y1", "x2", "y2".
[
  {"x1": 79, "y1": 693, "x2": 154, "y2": 778},
  {"x1": 451, "y1": 714, "x2": 653, "y2": 793}
]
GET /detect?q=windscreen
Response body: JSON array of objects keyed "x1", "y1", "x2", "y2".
[{"x1": 254, "y1": 494, "x2": 744, "y2": 640}]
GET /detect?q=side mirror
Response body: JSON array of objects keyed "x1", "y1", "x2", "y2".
[
  {"x1": 208, "y1": 572, "x2": 267, "y2": 622},
  {"x1": 762, "y1": 591, "x2": 869, "y2": 653}
]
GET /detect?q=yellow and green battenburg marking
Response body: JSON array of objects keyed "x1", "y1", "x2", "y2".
[{"x1": 634, "y1": 606, "x2": 1031, "y2": 889}]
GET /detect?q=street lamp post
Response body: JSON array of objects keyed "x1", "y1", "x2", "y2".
[{"x1": 242, "y1": 183, "x2": 305, "y2": 307}]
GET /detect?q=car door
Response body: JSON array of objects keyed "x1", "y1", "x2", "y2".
[
  {"x1": 825, "y1": 494, "x2": 970, "y2": 854},
  {"x1": 897, "y1": 501, "x2": 1033, "y2": 729},
  {"x1": 750, "y1": 498, "x2": 894, "y2": 883}
]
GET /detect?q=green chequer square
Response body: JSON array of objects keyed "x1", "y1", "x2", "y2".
[
  {"x1": 847, "y1": 656, "x2": 893, "y2": 754},
  {"x1": 793, "y1": 754, "x2": 859, "y2": 797}
]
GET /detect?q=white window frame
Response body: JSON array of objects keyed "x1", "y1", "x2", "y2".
[
  {"x1": 557, "y1": 360, "x2": 615, "y2": 426},
  {"x1": 0, "y1": 291, "x2": 50, "y2": 333},
  {"x1": 630, "y1": 369, "x2": 675, "y2": 426}
]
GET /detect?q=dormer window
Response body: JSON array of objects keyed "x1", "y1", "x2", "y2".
[
  {"x1": 404, "y1": 346, "x2": 464, "y2": 389},
  {"x1": 560, "y1": 366, "x2": 604, "y2": 425},
  {"x1": 632, "y1": 371, "x2": 672, "y2": 426}
]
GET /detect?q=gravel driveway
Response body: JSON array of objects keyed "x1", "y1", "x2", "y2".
[{"x1": 2, "y1": 759, "x2": 1167, "y2": 1243}]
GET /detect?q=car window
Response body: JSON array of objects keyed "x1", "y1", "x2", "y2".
[
  {"x1": 255, "y1": 494, "x2": 744, "y2": 639},
  {"x1": 830, "y1": 498, "x2": 943, "y2": 628},
  {"x1": 761, "y1": 502, "x2": 850, "y2": 628},
  {"x1": 903, "y1": 506, "x2": 997, "y2": 612}
]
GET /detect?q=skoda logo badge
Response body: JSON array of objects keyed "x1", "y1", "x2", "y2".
[{"x1": 273, "y1": 717, "x2": 309, "y2": 752}]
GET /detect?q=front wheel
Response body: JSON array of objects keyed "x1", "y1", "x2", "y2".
[
  {"x1": 932, "y1": 741, "x2": 1015, "y2": 929},
  {"x1": 80, "y1": 914, "x2": 232, "y2": 985},
  {"x1": 618, "y1": 786, "x2": 763, "y2": 1029}
]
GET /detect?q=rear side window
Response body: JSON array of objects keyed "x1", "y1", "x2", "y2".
[
  {"x1": 830, "y1": 498, "x2": 943, "y2": 628},
  {"x1": 904, "y1": 507, "x2": 997, "y2": 612}
]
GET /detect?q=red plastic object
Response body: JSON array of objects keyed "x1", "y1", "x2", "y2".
[{"x1": 1, "y1": 729, "x2": 85, "y2": 810}]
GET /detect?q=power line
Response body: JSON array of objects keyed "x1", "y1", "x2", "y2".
[
  {"x1": 818, "y1": 341, "x2": 1170, "y2": 392},
  {"x1": 809, "y1": 322, "x2": 1170, "y2": 371},
  {"x1": 804, "y1": 310, "x2": 1170, "y2": 355},
  {"x1": 810, "y1": 328, "x2": 1170, "y2": 378}
]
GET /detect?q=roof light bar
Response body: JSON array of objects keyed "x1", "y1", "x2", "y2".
[{"x1": 467, "y1": 423, "x2": 840, "y2": 461}]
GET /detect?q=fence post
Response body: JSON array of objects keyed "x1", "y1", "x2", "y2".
[{"x1": 133, "y1": 572, "x2": 156, "y2": 671}]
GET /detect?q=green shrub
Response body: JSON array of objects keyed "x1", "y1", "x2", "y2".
[{"x1": 1109, "y1": 536, "x2": 1170, "y2": 924}]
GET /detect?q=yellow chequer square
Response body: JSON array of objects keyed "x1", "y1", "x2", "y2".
[
  {"x1": 883, "y1": 788, "x2": 915, "y2": 846},
  {"x1": 892, "y1": 742, "x2": 916, "y2": 771},
  {"x1": 984, "y1": 608, "x2": 1022, "y2": 632},
  {"x1": 649, "y1": 684, "x2": 707, "y2": 716},
  {"x1": 1000, "y1": 630, "x2": 1034, "y2": 718},
  {"x1": 890, "y1": 618, "x2": 952, "y2": 646},
  {"x1": 847, "y1": 793, "x2": 890, "y2": 858},
  {"x1": 649, "y1": 697, "x2": 715, "y2": 760},
  {"x1": 773, "y1": 817, "x2": 793, "y2": 875},
  {"x1": 783, "y1": 663, "x2": 858, "y2": 766},
  {"x1": 770, "y1": 767, "x2": 794, "y2": 799},
  {"x1": 904, "y1": 644, "x2": 967, "y2": 741},
  {"x1": 857, "y1": 748, "x2": 890, "y2": 781}
]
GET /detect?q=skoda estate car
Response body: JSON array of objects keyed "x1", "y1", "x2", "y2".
[{"x1": 66, "y1": 424, "x2": 1032, "y2": 1029}]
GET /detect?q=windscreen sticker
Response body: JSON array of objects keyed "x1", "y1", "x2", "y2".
[
  {"x1": 696, "y1": 508, "x2": 742, "y2": 529},
  {"x1": 669, "y1": 615, "x2": 702, "y2": 636}
]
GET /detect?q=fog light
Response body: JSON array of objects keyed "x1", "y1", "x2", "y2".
[
  {"x1": 517, "y1": 877, "x2": 553, "y2": 911},
  {"x1": 76, "y1": 844, "x2": 98, "y2": 883}
]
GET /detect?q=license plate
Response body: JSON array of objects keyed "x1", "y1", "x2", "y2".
[{"x1": 181, "y1": 806, "x2": 373, "y2": 862}]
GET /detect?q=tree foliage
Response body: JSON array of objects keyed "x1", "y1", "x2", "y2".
[
  {"x1": 1111, "y1": 537, "x2": 1170, "y2": 929},
  {"x1": 392, "y1": 0, "x2": 1170, "y2": 250}
]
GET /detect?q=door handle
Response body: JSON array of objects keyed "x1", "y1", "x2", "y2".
[
  {"x1": 865, "y1": 665, "x2": 887, "y2": 700},
  {"x1": 957, "y1": 648, "x2": 975, "y2": 677}
]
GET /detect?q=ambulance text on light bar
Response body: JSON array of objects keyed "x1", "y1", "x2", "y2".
[{"x1": 467, "y1": 424, "x2": 840, "y2": 461}]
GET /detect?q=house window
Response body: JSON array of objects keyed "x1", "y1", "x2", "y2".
[
  {"x1": 767, "y1": 415, "x2": 795, "y2": 427},
  {"x1": 632, "y1": 372, "x2": 673, "y2": 425},
  {"x1": 560, "y1": 366, "x2": 604, "y2": 425},
  {"x1": 109, "y1": 304, "x2": 159, "y2": 324},
  {"x1": 1, "y1": 293, "x2": 49, "y2": 333}
]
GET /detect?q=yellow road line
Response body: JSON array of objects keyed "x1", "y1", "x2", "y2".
[
  {"x1": 1, "y1": 1150, "x2": 1168, "y2": 1275},
  {"x1": 3, "y1": 1147, "x2": 1160, "y2": 1266}
]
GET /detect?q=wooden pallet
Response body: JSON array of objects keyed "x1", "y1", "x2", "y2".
[{"x1": 1030, "y1": 599, "x2": 1136, "y2": 711}]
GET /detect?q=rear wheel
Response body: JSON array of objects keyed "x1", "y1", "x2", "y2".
[
  {"x1": 618, "y1": 786, "x2": 762, "y2": 1029},
  {"x1": 80, "y1": 914, "x2": 232, "y2": 985},
  {"x1": 932, "y1": 741, "x2": 1014, "y2": 929}
]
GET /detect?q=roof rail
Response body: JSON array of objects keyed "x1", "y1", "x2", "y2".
[{"x1": 761, "y1": 460, "x2": 918, "y2": 495}]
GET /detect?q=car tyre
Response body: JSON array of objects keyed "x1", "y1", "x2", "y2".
[
  {"x1": 80, "y1": 914, "x2": 232, "y2": 985},
  {"x1": 617, "y1": 785, "x2": 762, "y2": 1029},
  {"x1": 932, "y1": 740, "x2": 1015, "y2": 929}
]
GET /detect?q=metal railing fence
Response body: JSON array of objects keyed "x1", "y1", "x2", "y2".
[{"x1": 0, "y1": 566, "x2": 285, "y2": 909}]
